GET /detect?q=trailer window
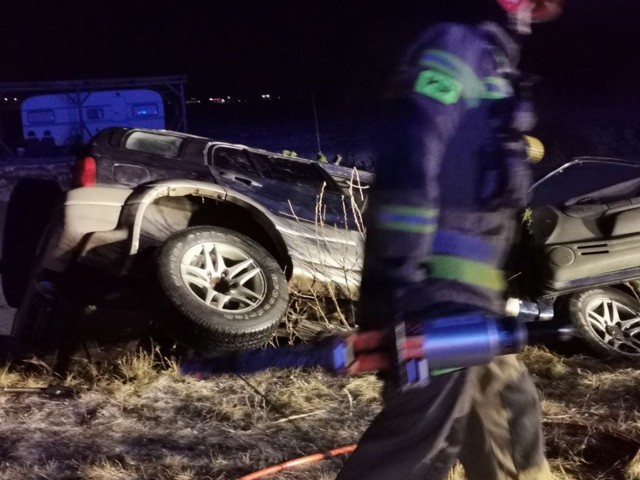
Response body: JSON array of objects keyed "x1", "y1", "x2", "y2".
[
  {"x1": 85, "y1": 108, "x2": 104, "y2": 120},
  {"x1": 124, "y1": 131, "x2": 184, "y2": 157},
  {"x1": 132, "y1": 104, "x2": 160, "y2": 117},
  {"x1": 26, "y1": 110, "x2": 55, "y2": 124}
]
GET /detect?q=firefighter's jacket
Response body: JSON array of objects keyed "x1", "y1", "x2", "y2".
[{"x1": 359, "y1": 21, "x2": 532, "y2": 328}]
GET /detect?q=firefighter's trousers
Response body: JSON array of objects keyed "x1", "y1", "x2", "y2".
[{"x1": 336, "y1": 354, "x2": 553, "y2": 480}]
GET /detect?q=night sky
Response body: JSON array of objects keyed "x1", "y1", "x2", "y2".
[
  {"x1": 3, "y1": 0, "x2": 640, "y2": 106},
  {"x1": 1, "y1": 0, "x2": 400, "y2": 100}
]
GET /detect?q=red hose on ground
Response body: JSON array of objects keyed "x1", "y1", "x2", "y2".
[{"x1": 237, "y1": 444, "x2": 357, "y2": 480}]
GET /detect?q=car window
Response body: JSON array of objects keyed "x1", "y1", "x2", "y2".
[
  {"x1": 250, "y1": 152, "x2": 340, "y2": 193},
  {"x1": 530, "y1": 159, "x2": 640, "y2": 208},
  {"x1": 124, "y1": 131, "x2": 184, "y2": 158},
  {"x1": 212, "y1": 147, "x2": 258, "y2": 176}
]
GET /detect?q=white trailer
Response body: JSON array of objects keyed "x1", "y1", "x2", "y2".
[{"x1": 20, "y1": 89, "x2": 165, "y2": 147}]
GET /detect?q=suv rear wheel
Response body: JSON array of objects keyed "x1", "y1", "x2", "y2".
[{"x1": 155, "y1": 226, "x2": 288, "y2": 352}]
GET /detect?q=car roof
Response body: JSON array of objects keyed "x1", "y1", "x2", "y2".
[
  {"x1": 117, "y1": 127, "x2": 311, "y2": 159},
  {"x1": 105, "y1": 127, "x2": 372, "y2": 182}
]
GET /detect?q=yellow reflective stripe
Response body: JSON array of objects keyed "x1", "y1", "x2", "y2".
[
  {"x1": 414, "y1": 69, "x2": 464, "y2": 105},
  {"x1": 430, "y1": 367, "x2": 464, "y2": 377},
  {"x1": 428, "y1": 255, "x2": 505, "y2": 292},
  {"x1": 378, "y1": 205, "x2": 439, "y2": 234},
  {"x1": 381, "y1": 205, "x2": 439, "y2": 217},
  {"x1": 380, "y1": 223, "x2": 437, "y2": 234},
  {"x1": 420, "y1": 49, "x2": 485, "y2": 106},
  {"x1": 482, "y1": 76, "x2": 513, "y2": 100}
]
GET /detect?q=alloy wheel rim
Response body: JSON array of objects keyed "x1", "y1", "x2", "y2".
[
  {"x1": 585, "y1": 297, "x2": 640, "y2": 356},
  {"x1": 179, "y1": 241, "x2": 267, "y2": 313}
]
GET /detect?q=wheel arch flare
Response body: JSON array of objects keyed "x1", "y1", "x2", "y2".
[{"x1": 125, "y1": 181, "x2": 293, "y2": 278}]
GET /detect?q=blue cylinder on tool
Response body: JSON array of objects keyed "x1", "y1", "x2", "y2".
[{"x1": 417, "y1": 313, "x2": 528, "y2": 370}]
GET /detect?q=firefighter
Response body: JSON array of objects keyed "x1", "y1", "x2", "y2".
[{"x1": 337, "y1": 1, "x2": 564, "y2": 479}]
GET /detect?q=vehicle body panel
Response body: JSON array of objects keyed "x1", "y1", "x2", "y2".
[
  {"x1": 37, "y1": 127, "x2": 369, "y2": 300},
  {"x1": 529, "y1": 157, "x2": 640, "y2": 293}
]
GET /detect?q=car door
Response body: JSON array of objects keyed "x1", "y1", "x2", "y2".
[{"x1": 209, "y1": 146, "x2": 351, "y2": 226}]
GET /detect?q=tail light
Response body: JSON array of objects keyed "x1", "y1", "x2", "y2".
[{"x1": 73, "y1": 156, "x2": 97, "y2": 187}]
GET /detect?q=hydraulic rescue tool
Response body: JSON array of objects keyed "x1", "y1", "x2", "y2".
[{"x1": 182, "y1": 309, "x2": 569, "y2": 390}]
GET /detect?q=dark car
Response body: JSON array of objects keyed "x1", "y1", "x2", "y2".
[{"x1": 3, "y1": 127, "x2": 372, "y2": 358}]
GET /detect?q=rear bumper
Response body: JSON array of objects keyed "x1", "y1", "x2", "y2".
[{"x1": 39, "y1": 186, "x2": 134, "y2": 274}]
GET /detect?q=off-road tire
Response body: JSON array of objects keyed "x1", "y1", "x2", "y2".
[
  {"x1": 568, "y1": 287, "x2": 640, "y2": 360},
  {"x1": 155, "y1": 226, "x2": 288, "y2": 352},
  {"x1": 2, "y1": 179, "x2": 61, "y2": 307}
]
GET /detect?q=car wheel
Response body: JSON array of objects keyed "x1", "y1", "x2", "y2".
[
  {"x1": 155, "y1": 226, "x2": 289, "y2": 352},
  {"x1": 568, "y1": 287, "x2": 640, "y2": 360},
  {"x1": 2, "y1": 179, "x2": 61, "y2": 307}
]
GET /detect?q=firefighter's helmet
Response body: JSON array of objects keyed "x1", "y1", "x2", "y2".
[{"x1": 495, "y1": 0, "x2": 563, "y2": 22}]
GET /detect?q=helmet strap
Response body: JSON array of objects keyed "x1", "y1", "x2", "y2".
[{"x1": 508, "y1": 3, "x2": 533, "y2": 35}]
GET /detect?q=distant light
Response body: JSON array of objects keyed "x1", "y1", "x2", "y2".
[
  {"x1": 3, "y1": 98, "x2": 7, "y2": 102},
  {"x1": 132, "y1": 104, "x2": 159, "y2": 118},
  {"x1": 13, "y1": 97, "x2": 17, "y2": 102},
  {"x1": 261, "y1": 94, "x2": 271, "y2": 100}
]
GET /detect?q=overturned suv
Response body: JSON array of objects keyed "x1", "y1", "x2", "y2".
[{"x1": 3, "y1": 127, "x2": 371, "y2": 359}]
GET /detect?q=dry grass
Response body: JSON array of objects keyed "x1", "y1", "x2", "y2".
[
  {"x1": 2, "y1": 168, "x2": 639, "y2": 478},
  {"x1": 0, "y1": 344, "x2": 636, "y2": 480}
]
